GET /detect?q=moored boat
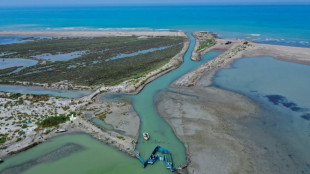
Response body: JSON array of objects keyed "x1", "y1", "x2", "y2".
[
  {"x1": 143, "y1": 132, "x2": 149, "y2": 140},
  {"x1": 55, "y1": 129, "x2": 67, "y2": 133}
]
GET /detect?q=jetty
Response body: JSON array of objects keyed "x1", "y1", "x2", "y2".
[{"x1": 136, "y1": 145, "x2": 176, "y2": 172}]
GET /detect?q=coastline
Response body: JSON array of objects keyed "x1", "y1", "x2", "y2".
[
  {"x1": 176, "y1": 32, "x2": 310, "y2": 87},
  {"x1": 0, "y1": 31, "x2": 186, "y2": 37}
]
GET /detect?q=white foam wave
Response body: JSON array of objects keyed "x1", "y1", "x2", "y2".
[
  {"x1": 0, "y1": 26, "x2": 174, "y2": 32},
  {"x1": 248, "y1": 33, "x2": 261, "y2": 37}
]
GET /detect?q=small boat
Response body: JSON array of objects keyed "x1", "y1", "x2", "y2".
[
  {"x1": 55, "y1": 129, "x2": 67, "y2": 133},
  {"x1": 225, "y1": 41, "x2": 232, "y2": 45},
  {"x1": 143, "y1": 132, "x2": 149, "y2": 140},
  {"x1": 0, "y1": 158, "x2": 4, "y2": 163}
]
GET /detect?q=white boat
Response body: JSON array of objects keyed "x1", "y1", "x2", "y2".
[
  {"x1": 143, "y1": 132, "x2": 149, "y2": 140},
  {"x1": 55, "y1": 129, "x2": 67, "y2": 133}
]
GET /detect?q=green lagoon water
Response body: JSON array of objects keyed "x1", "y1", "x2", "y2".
[{"x1": 0, "y1": 34, "x2": 220, "y2": 173}]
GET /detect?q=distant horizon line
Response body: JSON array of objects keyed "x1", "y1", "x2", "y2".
[{"x1": 1, "y1": 3, "x2": 310, "y2": 8}]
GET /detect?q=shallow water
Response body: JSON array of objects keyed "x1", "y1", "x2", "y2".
[
  {"x1": 85, "y1": 113, "x2": 114, "y2": 131},
  {"x1": 0, "y1": 34, "x2": 220, "y2": 173},
  {"x1": 0, "y1": 36, "x2": 51, "y2": 45},
  {"x1": 213, "y1": 57, "x2": 310, "y2": 173},
  {"x1": 0, "y1": 36, "x2": 33, "y2": 45},
  {"x1": 105, "y1": 45, "x2": 174, "y2": 62},
  {"x1": 33, "y1": 51, "x2": 87, "y2": 62},
  {"x1": 0, "y1": 85, "x2": 92, "y2": 98},
  {"x1": 0, "y1": 58, "x2": 38, "y2": 74},
  {"x1": 0, "y1": 134, "x2": 151, "y2": 174}
]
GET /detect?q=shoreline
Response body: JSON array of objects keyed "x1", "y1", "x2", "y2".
[
  {"x1": 0, "y1": 31, "x2": 186, "y2": 37},
  {"x1": 175, "y1": 32, "x2": 310, "y2": 87}
]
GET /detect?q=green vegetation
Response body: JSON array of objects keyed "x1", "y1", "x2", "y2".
[
  {"x1": 9, "y1": 93, "x2": 22, "y2": 100},
  {"x1": 0, "y1": 66, "x2": 22, "y2": 75},
  {"x1": 44, "y1": 129, "x2": 51, "y2": 135},
  {"x1": 38, "y1": 115, "x2": 69, "y2": 128},
  {"x1": 28, "y1": 95, "x2": 49, "y2": 102},
  {"x1": 117, "y1": 136, "x2": 125, "y2": 140},
  {"x1": 0, "y1": 134, "x2": 7, "y2": 144},
  {"x1": 197, "y1": 39, "x2": 216, "y2": 52},
  {"x1": 0, "y1": 36, "x2": 184, "y2": 86}
]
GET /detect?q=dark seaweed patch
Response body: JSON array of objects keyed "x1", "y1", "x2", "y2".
[
  {"x1": 265, "y1": 95, "x2": 307, "y2": 112},
  {"x1": 301, "y1": 114, "x2": 310, "y2": 121},
  {"x1": 265, "y1": 95, "x2": 285, "y2": 105}
]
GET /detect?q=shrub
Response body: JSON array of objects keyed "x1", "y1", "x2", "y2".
[
  {"x1": 38, "y1": 115, "x2": 69, "y2": 128},
  {"x1": 0, "y1": 134, "x2": 7, "y2": 144},
  {"x1": 117, "y1": 136, "x2": 125, "y2": 140}
]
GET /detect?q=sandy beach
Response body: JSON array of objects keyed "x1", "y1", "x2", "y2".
[
  {"x1": 176, "y1": 32, "x2": 310, "y2": 87},
  {"x1": 0, "y1": 31, "x2": 186, "y2": 37}
]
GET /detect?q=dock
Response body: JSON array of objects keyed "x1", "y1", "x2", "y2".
[{"x1": 136, "y1": 145, "x2": 176, "y2": 172}]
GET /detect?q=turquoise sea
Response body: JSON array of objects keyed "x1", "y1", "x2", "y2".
[{"x1": 0, "y1": 5, "x2": 310, "y2": 47}]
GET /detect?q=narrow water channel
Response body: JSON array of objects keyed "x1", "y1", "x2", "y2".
[
  {"x1": 0, "y1": 85, "x2": 92, "y2": 98},
  {"x1": 132, "y1": 35, "x2": 220, "y2": 167},
  {"x1": 0, "y1": 33, "x2": 221, "y2": 174}
]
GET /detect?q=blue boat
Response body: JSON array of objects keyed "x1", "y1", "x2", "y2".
[{"x1": 136, "y1": 145, "x2": 176, "y2": 172}]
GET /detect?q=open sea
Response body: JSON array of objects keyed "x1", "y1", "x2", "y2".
[{"x1": 0, "y1": 5, "x2": 310, "y2": 47}]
